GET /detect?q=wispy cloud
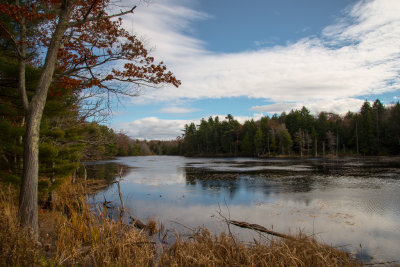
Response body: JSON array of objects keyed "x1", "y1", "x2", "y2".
[
  {"x1": 117, "y1": 117, "x2": 189, "y2": 140},
  {"x1": 251, "y1": 98, "x2": 366, "y2": 115},
  {"x1": 123, "y1": 0, "x2": 210, "y2": 63},
  {"x1": 125, "y1": 0, "x2": 400, "y2": 105},
  {"x1": 117, "y1": 0, "x2": 400, "y2": 139},
  {"x1": 254, "y1": 36, "x2": 280, "y2": 47},
  {"x1": 116, "y1": 114, "x2": 265, "y2": 139},
  {"x1": 158, "y1": 106, "x2": 198, "y2": 114}
]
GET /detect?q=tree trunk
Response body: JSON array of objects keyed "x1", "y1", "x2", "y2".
[
  {"x1": 19, "y1": 117, "x2": 25, "y2": 170},
  {"x1": 18, "y1": 1, "x2": 75, "y2": 237},
  {"x1": 18, "y1": 109, "x2": 41, "y2": 236},
  {"x1": 314, "y1": 138, "x2": 317, "y2": 157},
  {"x1": 336, "y1": 132, "x2": 339, "y2": 156},
  {"x1": 356, "y1": 121, "x2": 359, "y2": 155}
]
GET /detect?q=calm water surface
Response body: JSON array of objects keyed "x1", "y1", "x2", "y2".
[{"x1": 86, "y1": 156, "x2": 400, "y2": 262}]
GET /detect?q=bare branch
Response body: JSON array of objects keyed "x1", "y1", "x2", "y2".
[
  {"x1": 82, "y1": 0, "x2": 99, "y2": 21},
  {"x1": 0, "y1": 22, "x2": 24, "y2": 59},
  {"x1": 68, "y1": 5, "x2": 136, "y2": 27}
]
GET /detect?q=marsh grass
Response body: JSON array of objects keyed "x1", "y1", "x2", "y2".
[
  {"x1": 0, "y1": 186, "x2": 40, "y2": 266},
  {"x1": 51, "y1": 181, "x2": 155, "y2": 266},
  {"x1": 161, "y1": 229, "x2": 361, "y2": 267},
  {"x1": 0, "y1": 179, "x2": 362, "y2": 266}
]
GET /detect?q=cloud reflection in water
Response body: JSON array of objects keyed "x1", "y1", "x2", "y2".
[{"x1": 92, "y1": 156, "x2": 400, "y2": 262}]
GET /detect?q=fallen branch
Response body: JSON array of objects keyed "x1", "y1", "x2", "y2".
[
  {"x1": 129, "y1": 216, "x2": 147, "y2": 230},
  {"x1": 228, "y1": 220, "x2": 296, "y2": 240}
]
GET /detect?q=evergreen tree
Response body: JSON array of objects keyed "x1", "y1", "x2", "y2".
[
  {"x1": 178, "y1": 99, "x2": 398, "y2": 157},
  {"x1": 372, "y1": 99, "x2": 385, "y2": 153},
  {"x1": 254, "y1": 128, "x2": 264, "y2": 156},
  {"x1": 359, "y1": 101, "x2": 375, "y2": 154},
  {"x1": 276, "y1": 124, "x2": 293, "y2": 155},
  {"x1": 386, "y1": 102, "x2": 400, "y2": 154}
]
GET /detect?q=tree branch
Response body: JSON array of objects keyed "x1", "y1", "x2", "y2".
[
  {"x1": 18, "y1": 17, "x2": 29, "y2": 112},
  {"x1": 82, "y1": 0, "x2": 99, "y2": 21},
  {"x1": 0, "y1": 22, "x2": 24, "y2": 59},
  {"x1": 68, "y1": 5, "x2": 136, "y2": 27}
]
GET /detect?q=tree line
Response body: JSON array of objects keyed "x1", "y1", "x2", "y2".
[{"x1": 181, "y1": 100, "x2": 400, "y2": 157}]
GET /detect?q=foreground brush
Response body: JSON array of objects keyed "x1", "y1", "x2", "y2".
[{"x1": 0, "y1": 180, "x2": 364, "y2": 266}]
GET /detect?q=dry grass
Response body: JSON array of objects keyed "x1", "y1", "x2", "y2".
[
  {"x1": 51, "y1": 181, "x2": 155, "y2": 266},
  {"x1": 160, "y1": 229, "x2": 361, "y2": 267},
  {"x1": 0, "y1": 179, "x2": 362, "y2": 266},
  {"x1": 0, "y1": 186, "x2": 40, "y2": 266}
]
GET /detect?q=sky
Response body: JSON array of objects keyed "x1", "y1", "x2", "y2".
[{"x1": 109, "y1": 0, "x2": 400, "y2": 140}]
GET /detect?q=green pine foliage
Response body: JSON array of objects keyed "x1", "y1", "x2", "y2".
[
  {"x1": 0, "y1": 56, "x2": 121, "y2": 189},
  {"x1": 181, "y1": 101, "x2": 400, "y2": 157}
]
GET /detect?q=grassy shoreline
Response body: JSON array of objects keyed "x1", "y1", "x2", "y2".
[{"x1": 1, "y1": 179, "x2": 362, "y2": 266}]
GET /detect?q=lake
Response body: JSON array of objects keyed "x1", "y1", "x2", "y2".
[{"x1": 86, "y1": 156, "x2": 400, "y2": 262}]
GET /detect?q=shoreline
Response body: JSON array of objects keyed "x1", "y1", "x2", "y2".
[{"x1": 0, "y1": 179, "x2": 364, "y2": 266}]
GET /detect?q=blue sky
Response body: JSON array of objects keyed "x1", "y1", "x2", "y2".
[{"x1": 110, "y1": 0, "x2": 400, "y2": 139}]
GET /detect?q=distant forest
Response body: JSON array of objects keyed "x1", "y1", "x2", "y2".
[
  {"x1": 102, "y1": 100, "x2": 400, "y2": 159},
  {"x1": 181, "y1": 100, "x2": 400, "y2": 157}
]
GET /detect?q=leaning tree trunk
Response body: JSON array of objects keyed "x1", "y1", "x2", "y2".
[{"x1": 18, "y1": 1, "x2": 75, "y2": 237}]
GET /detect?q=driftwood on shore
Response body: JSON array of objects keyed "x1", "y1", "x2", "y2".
[
  {"x1": 129, "y1": 216, "x2": 147, "y2": 230},
  {"x1": 228, "y1": 220, "x2": 296, "y2": 240}
]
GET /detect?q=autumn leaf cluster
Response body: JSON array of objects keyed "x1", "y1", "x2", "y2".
[{"x1": 0, "y1": 0, "x2": 180, "y2": 95}]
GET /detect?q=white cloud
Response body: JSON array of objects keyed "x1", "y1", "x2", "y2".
[
  {"x1": 124, "y1": 0, "x2": 400, "y2": 105},
  {"x1": 123, "y1": 0, "x2": 210, "y2": 63},
  {"x1": 116, "y1": 114, "x2": 266, "y2": 139},
  {"x1": 158, "y1": 106, "x2": 198, "y2": 114},
  {"x1": 117, "y1": 117, "x2": 191, "y2": 140},
  {"x1": 251, "y1": 102, "x2": 299, "y2": 114},
  {"x1": 251, "y1": 98, "x2": 366, "y2": 115},
  {"x1": 115, "y1": 0, "x2": 400, "y2": 139}
]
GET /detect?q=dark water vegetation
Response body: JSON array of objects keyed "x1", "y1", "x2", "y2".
[{"x1": 89, "y1": 156, "x2": 400, "y2": 263}]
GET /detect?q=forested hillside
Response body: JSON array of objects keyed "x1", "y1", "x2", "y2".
[{"x1": 181, "y1": 101, "x2": 400, "y2": 157}]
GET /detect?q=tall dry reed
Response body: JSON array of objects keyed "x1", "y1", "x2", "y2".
[
  {"x1": 160, "y1": 228, "x2": 361, "y2": 267},
  {"x1": 52, "y1": 181, "x2": 155, "y2": 266},
  {"x1": 0, "y1": 179, "x2": 363, "y2": 266},
  {"x1": 0, "y1": 186, "x2": 40, "y2": 266}
]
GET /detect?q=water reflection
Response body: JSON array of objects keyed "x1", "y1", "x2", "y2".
[
  {"x1": 88, "y1": 156, "x2": 400, "y2": 262},
  {"x1": 84, "y1": 162, "x2": 126, "y2": 183}
]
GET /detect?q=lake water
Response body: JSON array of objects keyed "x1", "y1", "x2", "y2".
[{"x1": 86, "y1": 156, "x2": 400, "y2": 262}]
